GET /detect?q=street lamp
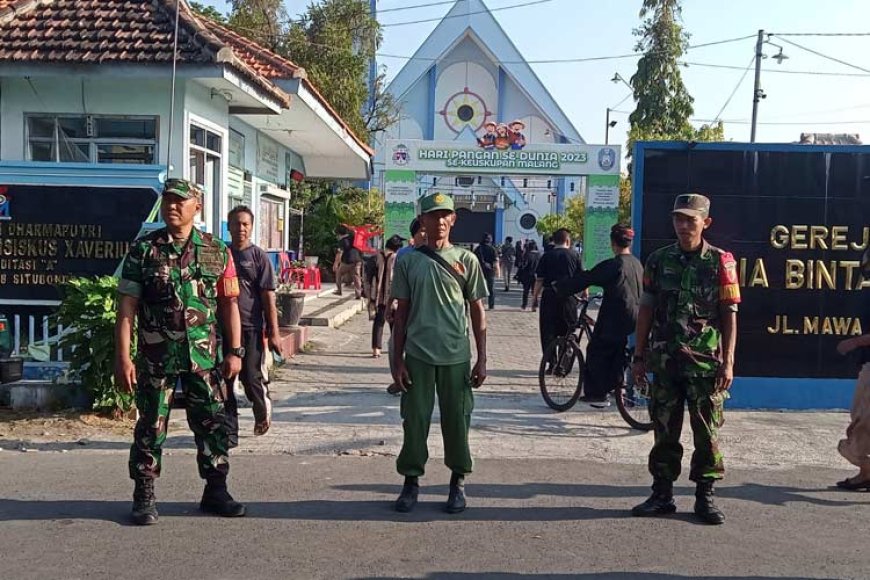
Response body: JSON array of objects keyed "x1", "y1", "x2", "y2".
[
  {"x1": 606, "y1": 73, "x2": 632, "y2": 145},
  {"x1": 750, "y1": 31, "x2": 788, "y2": 143}
]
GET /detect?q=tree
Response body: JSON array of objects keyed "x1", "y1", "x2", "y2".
[
  {"x1": 190, "y1": 2, "x2": 226, "y2": 23},
  {"x1": 227, "y1": 0, "x2": 286, "y2": 51},
  {"x1": 284, "y1": 0, "x2": 399, "y2": 139},
  {"x1": 627, "y1": 0, "x2": 723, "y2": 158},
  {"x1": 536, "y1": 196, "x2": 585, "y2": 240},
  {"x1": 618, "y1": 175, "x2": 632, "y2": 225}
]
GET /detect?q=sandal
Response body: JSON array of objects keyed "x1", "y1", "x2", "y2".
[
  {"x1": 835, "y1": 477, "x2": 870, "y2": 491},
  {"x1": 253, "y1": 419, "x2": 271, "y2": 436}
]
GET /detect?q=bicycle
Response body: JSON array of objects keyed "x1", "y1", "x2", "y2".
[{"x1": 538, "y1": 295, "x2": 653, "y2": 431}]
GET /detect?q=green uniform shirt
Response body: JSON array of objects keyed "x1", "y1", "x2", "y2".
[
  {"x1": 391, "y1": 246, "x2": 489, "y2": 366},
  {"x1": 118, "y1": 227, "x2": 240, "y2": 375},
  {"x1": 641, "y1": 240, "x2": 741, "y2": 377}
]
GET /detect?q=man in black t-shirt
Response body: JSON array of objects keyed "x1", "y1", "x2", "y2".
[
  {"x1": 225, "y1": 206, "x2": 282, "y2": 441},
  {"x1": 533, "y1": 228, "x2": 583, "y2": 354},
  {"x1": 474, "y1": 233, "x2": 500, "y2": 310},
  {"x1": 334, "y1": 228, "x2": 362, "y2": 299},
  {"x1": 557, "y1": 224, "x2": 643, "y2": 407}
]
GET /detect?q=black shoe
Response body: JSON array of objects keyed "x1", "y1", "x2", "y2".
[
  {"x1": 395, "y1": 477, "x2": 419, "y2": 513},
  {"x1": 694, "y1": 480, "x2": 725, "y2": 525},
  {"x1": 131, "y1": 478, "x2": 158, "y2": 526},
  {"x1": 200, "y1": 479, "x2": 246, "y2": 517},
  {"x1": 445, "y1": 473, "x2": 467, "y2": 514},
  {"x1": 631, "y1": 480, "x2": 676, "y2": 517}
]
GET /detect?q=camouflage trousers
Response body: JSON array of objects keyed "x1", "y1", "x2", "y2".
[
  {"x1": 128, "y1": 370, "x2": 229, "y2": 481},
  {"x1": 648, "y1": 373, "x2": 727, "y2": 483}
]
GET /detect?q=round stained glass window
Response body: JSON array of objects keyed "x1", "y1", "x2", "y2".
[{"x1": 519, "y1": 213, "x2": 537, "y2": 230}]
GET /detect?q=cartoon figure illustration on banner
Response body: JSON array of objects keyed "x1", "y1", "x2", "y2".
[
  {"x1": 477, "y1": 121, "x2": 498, "y2": 150},
  {"x1": 510, "y1": 120, "x2": 527, "y2": 150}
]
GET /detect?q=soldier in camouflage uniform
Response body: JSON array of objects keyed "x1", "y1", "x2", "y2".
[
  {"x1": 631, "y1": 193, "x2": 740, "y2": 525},
  {"x1": 115, "y1": 178, "x2": 246, "y2": 526}
]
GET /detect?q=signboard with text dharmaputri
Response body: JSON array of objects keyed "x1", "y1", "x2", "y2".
[
  {"x1": 637, "y1": 144, "x2": 869, "y2": 379},
  {"x1": 0, "y1": 184, "x2": 157, "y2": 301}
]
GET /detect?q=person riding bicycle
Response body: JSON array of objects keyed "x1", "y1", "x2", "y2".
[
  {"x1": 556, "y1": 224, "x2": 642, "y2": 408},
  {"x1": 532, "y1": 228, "x2": 583, "y2": 355}
]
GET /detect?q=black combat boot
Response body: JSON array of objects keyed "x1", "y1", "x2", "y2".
[
  {"x1": 445, "y1": 472, "x2": 467, "y2": 514},
  {"x1": 694, "y1": 480, "x2": 725, "y2": 525},
  {"x1": 631, "y1": 479, "x2": 676, "y2": 517},
  {"x1": 200, "y1": 475, "x2": 246, "y2": 517},
  {"x1": 395, "y1": 476, "x2": 419, "y2": 513},
  {"x1": 131, "y1": 478, "x2": 158, "y2": 526}
]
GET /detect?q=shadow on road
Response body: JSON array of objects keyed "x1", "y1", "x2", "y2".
[
  {"x1": 0, "y1": 498, "x2": 629, "y2": 524},
  {"x1": 334, "y1": 481, "x2": 868, "y2": 508},
  {"x1": 358, "y1": 574, "x2": 834, "y2": 580}
]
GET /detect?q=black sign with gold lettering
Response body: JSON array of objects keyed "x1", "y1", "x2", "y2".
[
  {"x1": 0, "y1": 184, "x2": 157, "y2": 301},
  {"x1": 638, "y1": 145, "x2": 869, "y2": 379}
]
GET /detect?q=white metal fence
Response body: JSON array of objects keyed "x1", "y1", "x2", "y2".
[{"x1": 11, "y1": 314, "x2": 66, "y2": 362}]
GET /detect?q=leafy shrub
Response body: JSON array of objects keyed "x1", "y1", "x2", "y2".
[{"x1": 55, "y1": 276, "x2": 133, "y2": 415}]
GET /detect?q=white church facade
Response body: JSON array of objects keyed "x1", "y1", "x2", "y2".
[{"x1": 373, "y1": 0, "x2": 587, "y2": 244}]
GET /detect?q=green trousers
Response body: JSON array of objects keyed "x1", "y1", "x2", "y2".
[
  {"x1": 648, "y1": 373, "x2": 727, "y2": 483},
  {"x1": 396, "y1": 355, "x2": 474, "y2": 478},
  {"x1": 129, "y1": 370, "x2": 229, "y2": 481}
]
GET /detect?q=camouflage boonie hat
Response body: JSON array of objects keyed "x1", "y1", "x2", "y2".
[
  {"x1": 672, "y1": 193, "x2": 710, "y2": 218},
  {"x1": 163, "y1": 178, "x2": 203, "y2": 200},
  {"x1": 419, "y1": 192, "x2": 455, "y2": 214}
]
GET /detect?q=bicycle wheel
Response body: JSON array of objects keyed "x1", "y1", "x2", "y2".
[
  {"x1": 614, "y1": 359, "x2": 653, "y2": 431},
  {"x1": 539, "y1": 336, "x2": 584, "y2": 412}
]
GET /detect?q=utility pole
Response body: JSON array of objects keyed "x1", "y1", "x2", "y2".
[
  {"x1": 750, "y1": 29, "x2": 765, "y2": 143},
  {"x1": 605, "y1": 108, "x2": 611, "y2": 145}
]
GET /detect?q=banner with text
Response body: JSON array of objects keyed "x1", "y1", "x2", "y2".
[
  {"x1": 385, "y1": 139, "x2": 620, "y2": 176},
  {"x1": 584, "y1": 174, "x2": 621, "y2": 271}
]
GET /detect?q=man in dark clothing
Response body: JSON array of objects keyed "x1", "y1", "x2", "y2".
[
  {"x1": 474, "y1": 233, "x2": 499, "y2": 310},
  {"x1": 334, "y1": 228, "x2": 362, "y2": 298},
  {"x1": 500, "y1": 236, "x2": 516, "y2": 291},
  {"x1": 557, "y1": 224, "x2": 643, "y2": 407},
  {"x1": 517, "y1": 240, "x2": 541, "y2": 310},
  {"x1": 225, "y1": 205, "x2": 282, "y2": 441},
  {"x1": 533, "y1": 228, "x2": 583, "y2": 353}
]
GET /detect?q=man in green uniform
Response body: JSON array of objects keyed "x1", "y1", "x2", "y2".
[
  {"x1": 631, "y1": 193, "x2": 740, "y2": 525},
  {"x1": 390, "y1": 192, "x2": 489, "y2": 514},
  {"x1": 115, "y1": 178, "x2": 246, "y2": 526}
]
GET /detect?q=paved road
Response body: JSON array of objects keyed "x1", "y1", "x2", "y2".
[
  {"x1": 1, "y1": 287, "x2": 866, "y2": 579},
  {"x1": 0, "y1": 453, "x2": 867, "y2": 580}
]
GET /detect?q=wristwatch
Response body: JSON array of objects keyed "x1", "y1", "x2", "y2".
[{"x1": 228, "y1": 346, "x2": 246, "y2": 358}]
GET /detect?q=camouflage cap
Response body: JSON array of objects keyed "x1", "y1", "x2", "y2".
[
  {"x1": 162, "y1": 178, "x2": 203, "y2": 200},
  {"x1": 672, "y1": 193, "x2": 710, "y2": 218},
  {"x1": 419, "y1": 192, "x2": 455, "y2": 214}
]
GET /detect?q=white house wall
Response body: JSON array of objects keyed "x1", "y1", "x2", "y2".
[{"x1": 0, "y1": 76, "x2": 180, "y2": 164}]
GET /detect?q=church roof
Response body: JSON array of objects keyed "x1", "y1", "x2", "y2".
[{"x1": 385, "y1": 0, "x2": 582, "y2": 143}]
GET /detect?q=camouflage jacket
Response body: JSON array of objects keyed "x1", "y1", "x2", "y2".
[
  {"x1": 641, "y1": 240, "x2": 740, "y2": 377},
  {"x1": 118, "y1": 227, "x2": 239, "y2": 375}
]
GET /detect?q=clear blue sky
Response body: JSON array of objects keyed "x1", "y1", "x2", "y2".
[{"x1": 204, "y1": 0, "x2": 870, "y2": 145}]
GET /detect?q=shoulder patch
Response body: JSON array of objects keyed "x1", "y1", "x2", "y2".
[{"x1": 718, "y1": 251, "x2": 741, "y2": 304}]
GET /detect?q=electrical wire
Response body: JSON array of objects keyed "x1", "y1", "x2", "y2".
[
  {"x1": 713, "y1": 55, "x2": 755, "y2": 122},
  {"x1": 378, "y1": 0, "x2": 465, "y2": 14},
  {"x1": 380, "y1": 0, "x2": 555, "y2": 28},
  {"x1": 680, "y1": 60, "x2": 870, "y2": 77},
  {"x1": 774, "y1": 32, "x2": 870, "y2": 37},
  {"x1": 774, "y1": 35, "x2": 870, "y2": 75}
]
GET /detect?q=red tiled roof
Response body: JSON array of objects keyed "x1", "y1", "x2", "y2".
[
  {"x1": 207, "y1": 19, "x2": 302, "y2": 80},
  {"x1": 206, "y1": 19, "x2": 373, "y2": 155},
  {"x1": 0, "y1": 0, "x2": 371, "y2": 155}
]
